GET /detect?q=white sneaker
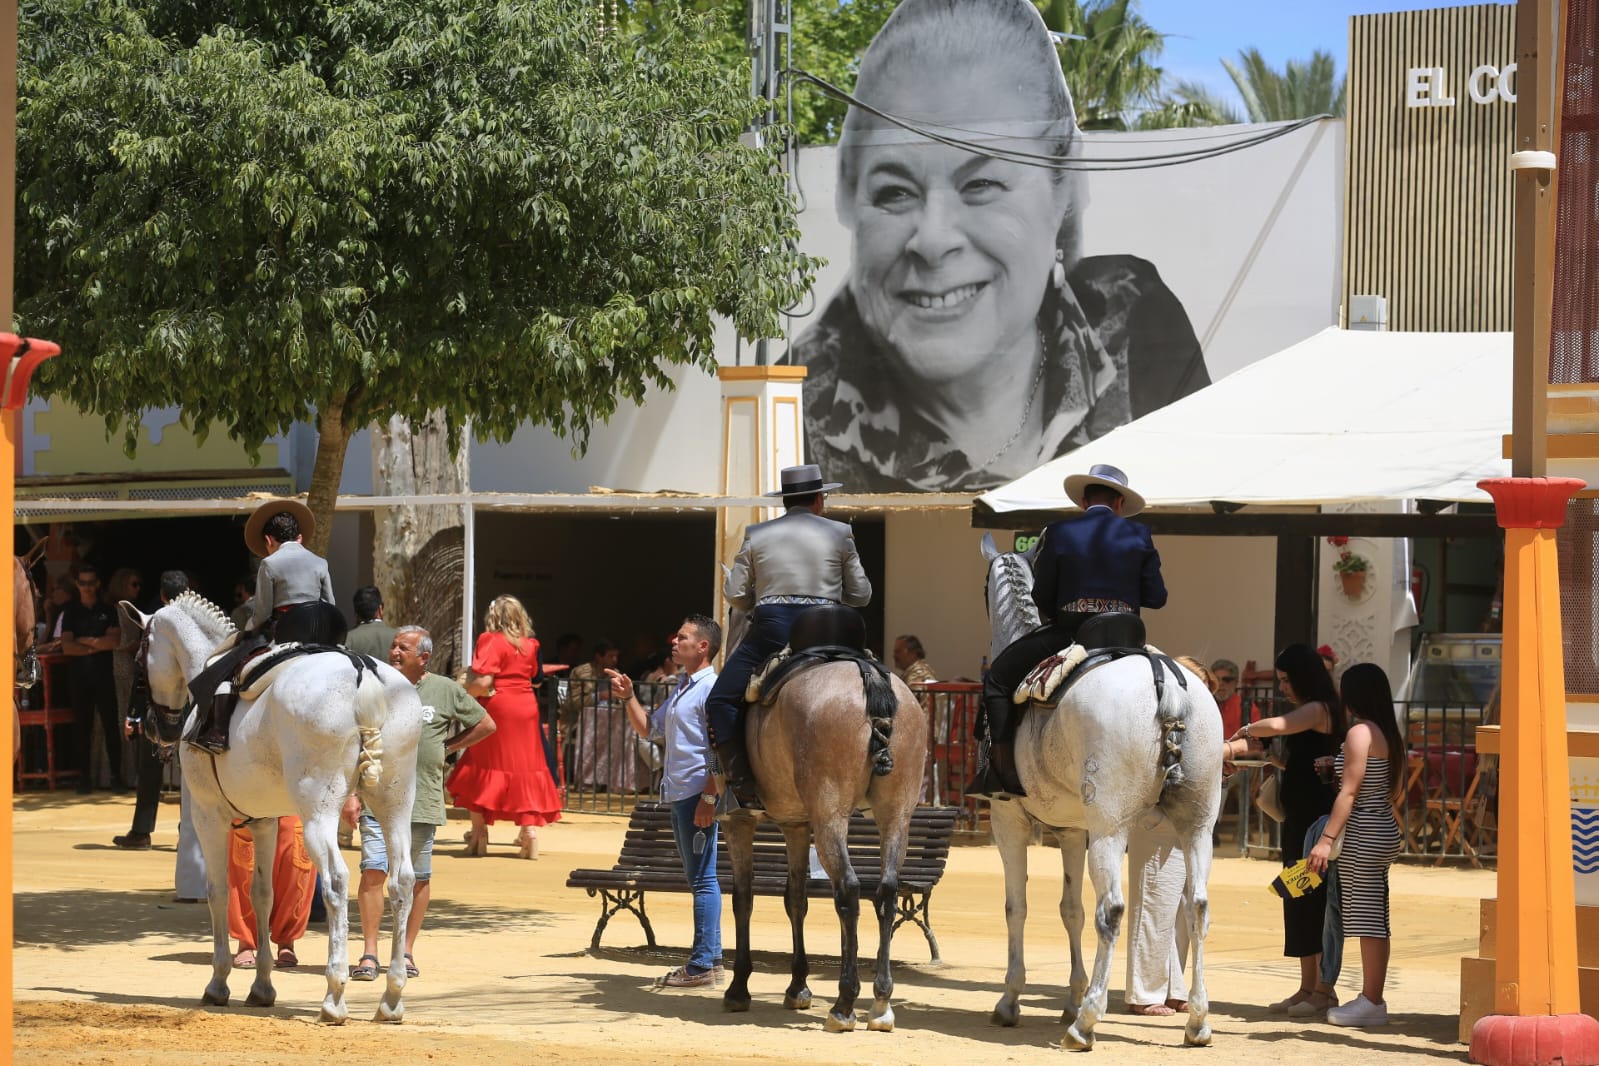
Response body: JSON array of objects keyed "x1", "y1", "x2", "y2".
[{"x1": 1326, "y1": 994, "x2": 1388, "y2": 1027}]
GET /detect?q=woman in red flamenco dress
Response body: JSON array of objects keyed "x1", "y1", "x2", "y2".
[{"x1": 448, "y1": 595, "x2": 562, "y2": 858}]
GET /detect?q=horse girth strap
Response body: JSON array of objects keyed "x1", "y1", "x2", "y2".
[{"x1": 239, "y1": 643, "x2": 381, "y2": 693}]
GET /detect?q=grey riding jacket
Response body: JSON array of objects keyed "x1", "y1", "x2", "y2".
[
  {"x1": 250, "y1": 541, "x2": 336, "y2": 629},
  {"x1": 723, "y1": 509, "x2": 872, "y2": 610}
]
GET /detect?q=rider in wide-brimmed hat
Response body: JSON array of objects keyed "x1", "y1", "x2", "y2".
[
  {"x1": 971, "y1": 464, "x2": 1167, "y2": 799},
  {"x1": 704, "y1": 464, "x2": 872, "y2": 807},
  {"x1": 187, "y1": 499, "x2": 346, "y2": 754}
]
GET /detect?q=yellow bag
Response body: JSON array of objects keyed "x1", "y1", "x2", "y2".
[{"x1": 1268, "y1": 859, "x2": 1324, "y2": 900}]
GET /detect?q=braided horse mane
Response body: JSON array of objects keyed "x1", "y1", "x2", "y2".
[
  {"x1": 983, "y1": 536, "x2": 1041, "y2": 655},
  {"x1": 170, "y1": 589, "x2": 238, "y2": 636}
]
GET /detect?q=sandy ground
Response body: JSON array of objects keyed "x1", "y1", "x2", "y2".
[{"x1": 12, "y1": 791, "x2": 1488, "y2": 1064}]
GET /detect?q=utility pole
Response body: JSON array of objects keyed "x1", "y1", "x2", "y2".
[{"x1": 747, "y1": 0, "x2": 791, "y2": 367}]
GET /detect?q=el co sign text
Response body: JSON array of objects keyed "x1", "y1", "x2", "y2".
[{"x1": 1406, "y1": 64, "x2": 1517, "y2": 107}]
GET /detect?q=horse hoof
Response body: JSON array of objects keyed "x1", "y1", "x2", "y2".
[
  {"x1": 374, "y1": 1001, "x2": 405, "y2": 1025},
  {"x1": 867, "y1": 1006, "x2": 896, "y2": 1032},
  {"x1": 722, "y1": 993, "x2": 751, "y2": 1014},
  {"x1": 201, "y1": 987, "x2": 229, "y2": 1007},
  {"x1": 1062, "y1": 1024, "x2": 1094, "y2": 1051},
  {"x1": 824, "y1": 1010, "x2": 857, "y2": 1033},
  {"x1": 1184, "y1": 1024, "x2": 1212, "y2": 1047},
  {"x1": 246, "y1": 986, "x2": 276, "y2": 1008},
  {"x1": 991, "y1": 1001, "x2": 1020, "y2": 1027},
  {"x1": 320, "y1": 1006, "x2": 350, "y2": 1025},
  {"x1": 783, "y1": 991, "x2": 812, "y2": 1011}
]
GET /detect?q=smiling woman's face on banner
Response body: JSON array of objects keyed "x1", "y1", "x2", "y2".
[{"x1": 839, "y1": 68, "x2": 1073, "y2": 389}]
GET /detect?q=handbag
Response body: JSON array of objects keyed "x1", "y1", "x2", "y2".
[{"x1": 1256, "y1": 768, "x2": 1286, "y2": 822}]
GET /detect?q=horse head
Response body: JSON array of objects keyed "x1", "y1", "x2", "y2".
[
  {"x1": 981, "y1": 533, "x2": 1042, "y2": 660},
  {"x1": 127, "y1": 591, "x2": 236, "y2": 761}
]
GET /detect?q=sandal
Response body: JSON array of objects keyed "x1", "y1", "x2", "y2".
[
  {"x1": 403, "y1": 952, "x2": 419, "y2": 978},
  {"x1": 233, "y1": 949, "x2": 256, "y2": 969},
  {"x1": 1126, "y1": 1003, "x2": 1177, "y2": 1016},
  {"x1": 276, "y1": 948, "x2": 298, "y2": 968},
  {"x1": 351, "y1": 954, "x2": 379, "y2": 981},
  {"x1": 1287, "y1": 990, "x2": 1339, "y2": 1017}
]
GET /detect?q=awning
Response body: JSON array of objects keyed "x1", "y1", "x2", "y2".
[{"x1": 976, "y1": 327, "x2": 1512, "y2": 518}]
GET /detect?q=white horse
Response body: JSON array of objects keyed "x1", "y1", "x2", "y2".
[
  {"x1": 980, "y1": 534, "x2": 1222, "y2": 1049},
  {"x1": 128, "y1": 592, "x2": 423, "y2": 1023}
]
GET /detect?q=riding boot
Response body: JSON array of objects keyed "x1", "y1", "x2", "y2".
[
  {"x1": 714, "y1": 740, "x2": 761, "y2": 810},
  {"x1": 190, "y1": 689, "x2": 237, "y2": 755},
  {"x1": 969, "y1": 739, "x2": 1027, "y2": 800}
]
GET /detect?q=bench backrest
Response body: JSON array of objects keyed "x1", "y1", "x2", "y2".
[{"x1": 615, "y1": 802, "x2": 957, "y2": 890}]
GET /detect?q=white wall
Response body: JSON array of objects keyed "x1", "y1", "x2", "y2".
[
  {"x1": 882, "y1": 511, "x2": 1280, "y2": 682},
  {"x1": 1148, "y1": 535, "x2": 1278, "y2": 672}
]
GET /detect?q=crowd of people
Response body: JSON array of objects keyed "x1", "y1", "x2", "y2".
[{"x1": 20, "y1": 453, "x2": 1409, "y2": 1025}]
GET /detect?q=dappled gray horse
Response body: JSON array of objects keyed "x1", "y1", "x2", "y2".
[
  {"x1": 980, "y1": 534, "x2": 1222, "y2": 1049},
  {"x1": 130, "y1": 592, "x2": 423, "y2": 1024},
  {"x1": 722, "y1": 638, "x2": 928, "y2": 1033}
]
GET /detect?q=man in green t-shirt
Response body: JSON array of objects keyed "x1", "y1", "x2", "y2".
[{"x1": 342, "y1": 625, "x2": 495, "y2": 980}]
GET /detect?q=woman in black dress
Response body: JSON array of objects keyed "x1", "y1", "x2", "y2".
[{"x1": 1229, "y1": 643, "x2": 1346, "y2": 1015}]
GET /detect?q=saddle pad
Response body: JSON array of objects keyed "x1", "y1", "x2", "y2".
[
  {"x1": 1014, "y1": 642, "x2": 1168, "y2": 705},
  {"x1": 745, "y1": 646, "x2": 792, "y2": 703}
]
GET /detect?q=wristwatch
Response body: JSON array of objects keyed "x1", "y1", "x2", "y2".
[{"x1": 701, "y1": 793, "x2": 717, "y2": 805}]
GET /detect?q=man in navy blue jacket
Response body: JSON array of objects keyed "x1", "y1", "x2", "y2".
[{"x1": 972, "y1": 464, "x2": 1167, "y2": 799}]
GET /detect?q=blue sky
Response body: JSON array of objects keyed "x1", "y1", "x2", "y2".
[{"x1": 1138, "y1": 0, "x2": 1502, "y2": 110}]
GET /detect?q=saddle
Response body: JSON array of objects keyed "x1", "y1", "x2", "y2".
[
  {"x1": 1012, "y1": 611, "x2": 1185, "y2": 707},
  {"x1": 743, "y1": 605, "x2": 898, "y2": 777},
  {"x1": 238, "y1": 643, "x2": 382, "y2": 699}
]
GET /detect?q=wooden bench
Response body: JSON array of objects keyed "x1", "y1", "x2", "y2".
[{"x1": 566, "y1": 802, "x2": 958, "y2": 963}]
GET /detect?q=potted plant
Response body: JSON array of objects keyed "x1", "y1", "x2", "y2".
[{"x1": 1329, "y1": 540, "x2": 1371, "y2": 599}]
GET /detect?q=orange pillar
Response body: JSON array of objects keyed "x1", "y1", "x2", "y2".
[{"x1": 1471, "y1": 477, "x2": 1599, "y2": 1066}]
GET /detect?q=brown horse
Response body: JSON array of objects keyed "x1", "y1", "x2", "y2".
[{"x1": 722, "y1": 656, "x2": 929, "y2": 1032}]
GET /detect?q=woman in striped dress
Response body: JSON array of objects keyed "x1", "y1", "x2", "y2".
[{"x1": 1308, "y1": 663, "x2": 1405, "y2": 1028}]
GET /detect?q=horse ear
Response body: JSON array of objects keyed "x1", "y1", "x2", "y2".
[
  {"x1": 118, "y1": 599, "x2": 149, "y2": 630},
  {"x1": 980, "y1": 532, "x2": 998, "y2": 561}
]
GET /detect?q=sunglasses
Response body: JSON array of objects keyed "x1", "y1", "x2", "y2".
[
  {"x1": 76, "y1": 580, "x2": 100, "y2": 588},
  {"x1": 1215, "y1": 674, "x2": 1236, "y2": 683}
]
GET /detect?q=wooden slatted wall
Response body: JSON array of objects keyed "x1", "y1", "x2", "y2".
[{"x1": 1343, "y1": 4, "x2": 1517, "y2": 331}]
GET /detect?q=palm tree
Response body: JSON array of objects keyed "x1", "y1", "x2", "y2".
[
  {"x1": 1221, "y1": 47, "x2": 1346, "y2": 122},
  {"x1": 1035, "y1": 0, "x2": 1169, "y2": 131}
]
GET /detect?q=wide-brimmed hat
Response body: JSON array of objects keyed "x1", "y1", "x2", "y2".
[
  {"x1": 1063, "y1": 464, "x2": 1146, "y2": 517},
  {"x1": 243, "y1": 497, "x2": 316, "y2": 558},
  {"x1": 764, "y1": 464, "x2": 843, "y2": 497}
]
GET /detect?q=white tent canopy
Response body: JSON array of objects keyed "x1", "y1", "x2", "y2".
[{"x1": 976, "y1": 327, "x2": 1512, "y2": 514}]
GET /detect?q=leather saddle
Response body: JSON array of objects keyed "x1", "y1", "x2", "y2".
[
  {"x1": 746, "y1": 604, "x2": 873, "y2": 706},
  {"x1": 1016, "y1": 611, "x2": 1184, "y2": 706}
]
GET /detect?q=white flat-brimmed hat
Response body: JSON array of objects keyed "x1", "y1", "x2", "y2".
[
  {"x1": 764, "y1": 464, "x2": 843, "y2": 497},
  {"x1": 243, "y1": 497, "x2": 316, "y2": 558},
  {"x1": 1063, "y1": 464, "x2": 1146, "y2": 517}
]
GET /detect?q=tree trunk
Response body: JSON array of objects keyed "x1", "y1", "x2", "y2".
[
  {"x1": 372, "y1": 411, "x2": 469, "y2": 667},
  {"x1": 306, "y1": 396, "x2": 355, "y2": 558}
]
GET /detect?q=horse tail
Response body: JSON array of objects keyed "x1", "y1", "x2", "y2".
[
  {"x1": 353, "y1": 666, "x2": 389, "y2": 791},
  {"x1": 862, "y1": 661, "x2": 899, "y2": 777}
]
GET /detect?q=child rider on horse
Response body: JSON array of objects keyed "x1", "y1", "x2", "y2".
[
  {"x1": 188, "y1": 499, "x2": 346, "y2": 754},
  {"x1": 972, "y1": 464, "x2": 1167, "y2": 800}
]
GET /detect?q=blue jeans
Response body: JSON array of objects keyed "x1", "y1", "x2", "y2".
[
  {"x1": 670, "y1": 794, "x2": 722, "y2": 971},
  {"x1": 705, "y1": 603, "x2": 812, "y2": 746},
  {"x1": 1307, "y1": 815, "x2": 1343, "y2": 987}
]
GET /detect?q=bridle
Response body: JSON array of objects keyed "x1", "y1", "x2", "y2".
[{"x1": 132, "y1": 621, "x2": 188, "y2": 762}]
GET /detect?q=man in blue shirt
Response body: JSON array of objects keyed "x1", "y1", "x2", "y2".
[
  {"x1": 610, "y1": 614, "x2": 723, "y2": 988},
  {"x1": 974, "y1": 464, "x2": 1167, "y2": 799}
]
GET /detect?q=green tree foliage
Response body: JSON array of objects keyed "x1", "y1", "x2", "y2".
[
  {"x1": 1034, "y1": 0, "x2": 1169, "y2": 131},
  {"x1": 1222, "y1": 47, "x2": 1346, "y2": 122},
  {"x1": 16, "y1": 0, "x2": 816, "y2": 549},
  {"x1": 623, "y1": 0, "x2": 896, "y2": 143}
]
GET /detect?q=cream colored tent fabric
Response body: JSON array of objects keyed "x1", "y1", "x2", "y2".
[{"x1": 976, "y1": 328, "x2": 1512, "y2": 513}]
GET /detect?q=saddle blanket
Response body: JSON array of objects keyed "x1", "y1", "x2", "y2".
[{"x1": 1013, "y1": 642, "x2": 1167, "y2": 706}]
